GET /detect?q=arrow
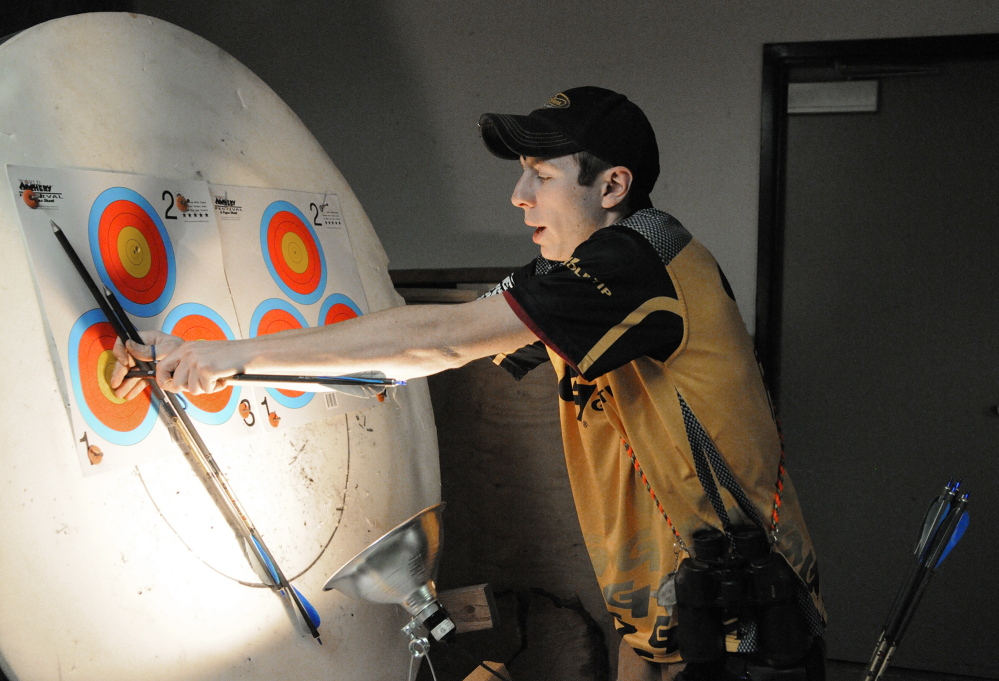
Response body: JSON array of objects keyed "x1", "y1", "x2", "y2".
[
  {"x1": 52, "y1": 220, "x2": 322, "y2": 642},
  {"x1": 866, "y1": 479, "x2": 957, "y2": 681},
  {"x1": 862, "y1": 483, "x2": 970, "y2": 681},
  {"x1": 124, "y1": 368, "x2": 404, "y2": 397}
]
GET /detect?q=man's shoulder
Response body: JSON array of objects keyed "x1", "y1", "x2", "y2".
[{"x1": 607, "y1": 209, "x2": 693, "y2": 267}]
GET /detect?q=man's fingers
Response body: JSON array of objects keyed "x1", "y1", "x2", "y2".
[
  {"x1": 143, "y1": 338, "x2": 236, "y2": 395},
  {"x1": 110, "y1": 335, "x2": 228, "y2": 398},
  {"x1": 157, "y1": 354, "x2": 181, "y2": 393},
  {"x1": 110, "y1": 338, "x2": 135, "y2": 390},
  {"x1": 111, "y1": 337, "x2": 135, "y2": 367},
  {"x1": 125, "y1": 339, "x2": 157, "y2": 363},
  {"x1": 110, "y1": 358, "x2": 129, "y2": 390},
  {"x1": 122, "y1": 378, "x2": 149, "y2": 401},
  {"x1": 185, "y1": 366, "x2": 222, "y2": 396}
]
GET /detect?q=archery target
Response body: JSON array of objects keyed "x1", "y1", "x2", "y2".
[
  {"x1": 162, "y1": 303, "x2": 241, "y2": 425},
  {"x1": 68, "y1": 308, "x2": 157, "y2": 446},
  {"x1": 260, "y1": 201, "x2": 327, "y2": 305},
  {"x1": 318, "y1": 293, "x2": 362, "y2": 326},
  {"x1": 89, "y1": 187, "x2": 176, "y2": 317},
  {"x1": 249, "y1": 298, "x2": 313, "y2": 408}
]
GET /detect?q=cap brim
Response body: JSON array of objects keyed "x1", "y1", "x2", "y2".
[{"x1": 478, "y1": 113, "x2": 582, "y2": 160}]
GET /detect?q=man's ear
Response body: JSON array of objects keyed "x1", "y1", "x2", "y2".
[{"x1": 601, "y1": 166, "x2": 633, "y2": 209}]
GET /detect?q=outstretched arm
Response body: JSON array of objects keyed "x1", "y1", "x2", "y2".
[{"x1": 113, "y1": 293, "x2": 537, "y2": 396}]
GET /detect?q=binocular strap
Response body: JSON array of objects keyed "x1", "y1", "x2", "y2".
[{"x1": 677, "y1": 392, "x2": 767, "y2": 536}]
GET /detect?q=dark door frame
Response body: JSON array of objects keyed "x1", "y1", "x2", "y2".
[{"x1": 754, "y1": 32, "x2": 999, "y2": 405}]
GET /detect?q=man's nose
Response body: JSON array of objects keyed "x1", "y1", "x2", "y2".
[{"x1": 511, "y1": 173, "x2": 534, "y2": 209}]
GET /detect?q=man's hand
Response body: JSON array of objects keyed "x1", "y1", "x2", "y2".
[
  {"x1": 111, "y1": 330, "x2": 183, "y2": 400},
  {"x1": 154, "y1": 338, "x2": 244, "y2": 395},
  {"x1": 110, "y1": 330, "x2": 244, "y2": 399}
]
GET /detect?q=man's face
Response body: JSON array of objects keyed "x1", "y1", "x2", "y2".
[{"x1": 511, "y1": 155, "x2": 611, "y2": 261}]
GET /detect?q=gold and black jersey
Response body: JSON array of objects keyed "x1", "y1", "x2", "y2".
[{"x1": 495, "y1": 209, "x2": 825, "y2": 663}]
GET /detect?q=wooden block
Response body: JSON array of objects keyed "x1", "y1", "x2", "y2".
[
  {"x1": 395, "y1": 287, "x2": 480, "y2": 304},
  {"x1": 438, "y1": 583, "x2": 498, "y2": 634},
  {"x1": 463, "y1": 661, "x2": 511, "y2": 681},
  {"x1": 389, "y1": 267, "x2": 515, "y2": 286}
]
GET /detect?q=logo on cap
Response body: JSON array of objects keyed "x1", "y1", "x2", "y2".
[{"x1": 545, "y1": 92, "x2": 570, "y2": 109}]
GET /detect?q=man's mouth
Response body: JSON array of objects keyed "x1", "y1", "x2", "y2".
[{"x1": 532, "y1": 225, "x2": 546, "y2": 242}]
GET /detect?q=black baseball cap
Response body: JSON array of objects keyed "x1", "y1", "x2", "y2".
[{"x1": 479, "y1": 86, "x2": 660, "y2": 197}]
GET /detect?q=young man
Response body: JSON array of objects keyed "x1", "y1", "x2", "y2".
[{"x1": 113, "y1": 87, "x2": 825, "y2": 680}]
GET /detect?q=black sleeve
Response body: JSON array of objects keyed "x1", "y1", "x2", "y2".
[
  {"x1": 493, "y1": 341, "x2": 551, "y2": 380},
  {"x1": 503, "y1": 226, "x2": 685, "y2": 380},
  {"x1": 483, "y1": 261, "x2": 552, "y2": 380}
]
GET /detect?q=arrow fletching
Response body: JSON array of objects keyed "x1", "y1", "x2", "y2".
[
  {"x1": 248, "y1": 537, "x2": 280, "y2": 586},
  {"x1": 915, "y1": 496, "x2": 948, "y2": 559},
  {"x1": 247, "y1": 537, "x2": 322, "y2": 636},
  {"x1": 292, "y1": 587, "x2": 322, "y2": 630},
  {"x1": 935, "y1": 509, "x2": 969, "y2": 568}
]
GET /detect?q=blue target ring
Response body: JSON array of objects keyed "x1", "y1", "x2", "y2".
[
  {"x1": 250, "y1": 298, "x2": 314, "y2": 409},
  {"x1": 162, "y1": 303, "x2": 242, "y2": 425}
]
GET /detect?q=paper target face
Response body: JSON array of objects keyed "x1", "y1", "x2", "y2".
[
  {"x1": 69, "y1": 308, "x2": 158, "y2": 445},
  {"x1": 89, "y1": 187, "x2": 176, "y2": 317},
  {"x1": 250, "y1": 298, "x2": 313, "y2": 408},
  {"x1": 162, "y1": 303, "x2": 241, "y2": 425},
  {"x1": 260, "y1": 201, "x2": 327, "y2": 305},
  {"x1": 318, "y1": 293, "x2": 362, "y2": 326}
]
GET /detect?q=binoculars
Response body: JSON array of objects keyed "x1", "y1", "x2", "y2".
[{"x1": 675, "y1": 525, "x2": 810, "y2": 667}]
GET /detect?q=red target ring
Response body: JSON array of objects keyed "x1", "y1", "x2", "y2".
[
  {"x1": 78, "y1": 321, "x2": 152, "y2": 432},
  {"x1": 97, "y1": 200, "x2": 170, "y2": 304},
  {"x1": 324, "y1": 303, "x2": 358, "y2": 325},
  {"x1": 257, "y1": 307, "x2": 302, "y2": 335},
  {"x1": 256, "y1": 307, "x2": 305, "y2": 398},
  {"x1": 170, "y1": 314, "x2": 234, "y2": 414},
  {"x1": 318, "y1": 294, "x2": 363, "y2": 327},
  {"x1": 266, "y1": 211, "x2": 323, "y2": 296}
]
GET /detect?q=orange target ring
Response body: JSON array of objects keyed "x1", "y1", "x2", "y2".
[
  {"x1": 261, "y1": 201, "x2": 326, "y2": 304},
  {"x1": 250, "y1": 299, "x2": 313, "y2": 408},
  {"x1": 69, "y1": 309, "x2": 156, "y2": 445}
]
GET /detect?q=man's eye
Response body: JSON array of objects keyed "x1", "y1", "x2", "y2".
[{"x1": 538, "y1": 175, "x2": 552, "y2": 182}]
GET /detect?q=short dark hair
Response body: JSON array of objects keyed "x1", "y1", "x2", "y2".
[
  {"x1": 572, "y1": 151, "x2": 652, "y2": 213},
  {"x1": 574, "y1": 150, "x2": 614, "y2": 187}
]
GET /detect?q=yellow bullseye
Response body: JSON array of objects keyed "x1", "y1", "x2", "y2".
[
  {"x1": 117, "y1": 225, "x2": 152, "y2": 278},
  {"x1": 96, "y1": 351, "x2": 127, "y2": 405},
  {"x1": 281, "y1": 231, "x2": 309, "y2": 274}
]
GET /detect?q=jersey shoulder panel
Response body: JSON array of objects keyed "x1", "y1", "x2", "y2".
[{"x1": 617, "y1": 209, "x2": 693, "y2": 268}]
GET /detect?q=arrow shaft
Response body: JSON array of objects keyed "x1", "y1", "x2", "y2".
[{"x1": 125, "y1": 369, "x2": 402, "y2": 392}]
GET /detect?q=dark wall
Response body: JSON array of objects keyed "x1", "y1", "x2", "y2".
[
  {"x1": 1, "y1": 0, "x2": 132, "y2": 38},
  {"x1": 780, "y1": 60, "x2": 999, "y2": 677}
]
